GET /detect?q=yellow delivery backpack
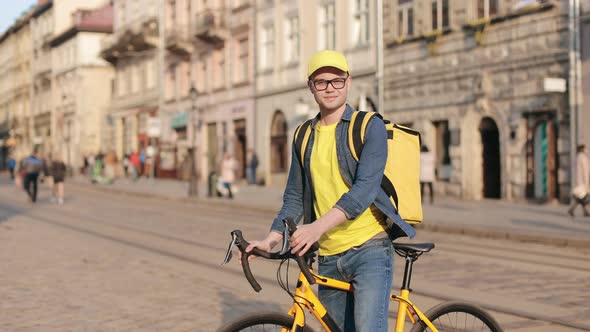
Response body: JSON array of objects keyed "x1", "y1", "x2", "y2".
[{"x1": 294, "y1": 111, "x2": 423, "y2": 224}]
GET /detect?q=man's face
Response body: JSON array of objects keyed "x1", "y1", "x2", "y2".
[{"x1": 308, "y1": 67, "x2": 350, "y2": 112}]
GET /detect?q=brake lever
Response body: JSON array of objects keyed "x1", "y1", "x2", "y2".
[
  {"x1": 221, "y1": 233, "x2": 237, "y2": 265},
  {"x1": 279, "y1": 223, "x2": 290, "y2": 255}
]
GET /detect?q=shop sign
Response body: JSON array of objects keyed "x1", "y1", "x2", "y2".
[{"x1": 147, "y1": 117, "x2": 161, "y2": 137}]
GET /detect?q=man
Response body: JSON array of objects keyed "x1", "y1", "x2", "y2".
[
  {"x1": 245, "y1": 50, "x2": 415, "y2": 331},
  {"x1": 246, "y1": 148, "x2": 259, "y2": 185},
  {"x1": 420, "y1": 145, "x2": 435, "y2": 204},
  {"x1": 8, "y1": 156, "x2": 16, "y2": 180},
  {"x1": 568, "y1": 144, "x2": 590, "y2": 217},
  {"x1": 22, "y1": 150, "x2": 43, "y2": 203},
  {"x1": 50, "y1": 155, "x2": 67, "y2": 205},
  {"x1": 220, "y1": 153, "x2": 237, "y2": 199}
]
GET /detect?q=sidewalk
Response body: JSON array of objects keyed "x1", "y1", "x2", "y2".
[{"x1": 70, "y1": 175, "x2": 590, "y2": 248}]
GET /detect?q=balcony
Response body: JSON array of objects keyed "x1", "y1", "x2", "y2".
[
  {"x1": 166, "y1": 25, "x2": 192, "y2": 56},
  {"x1": 192, "y1": 8, "x2": 228, "y2": 46},
  {"x1": 100, "y1": 12, "x2": 159, "y2": 63}
]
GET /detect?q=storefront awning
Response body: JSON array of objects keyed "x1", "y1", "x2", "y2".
[{"x1": 171, "y1": 112, "x2": 188, "y2": 129}]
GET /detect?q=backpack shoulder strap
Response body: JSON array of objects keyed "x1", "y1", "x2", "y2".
[
  {"x1": 293, "y1": 119, "x2": 313, "y2": 167},
  {"x1": 348, "y1": 111, "x2": 383, "y2": 161}
]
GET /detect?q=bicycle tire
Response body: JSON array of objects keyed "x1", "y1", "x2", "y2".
[
  {"x1": 219, "y1": 312, "x2": 316, "y2": 332},
  {"x1": 411, "y1": 301, "x2": 503, "y2": 332}
]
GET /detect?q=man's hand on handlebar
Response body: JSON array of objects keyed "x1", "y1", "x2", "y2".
[
  {"x1": 290, "y1": 223, "x2": 323, "y2": 256},
  {"x1": 239, "y1": 231, "x2": 283, "y2": 263}
]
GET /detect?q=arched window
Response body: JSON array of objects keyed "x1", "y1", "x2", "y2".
[{"x1": 270, "y1": 111, "x2": 288, "y2": 173}]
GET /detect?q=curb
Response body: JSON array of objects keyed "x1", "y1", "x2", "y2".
[
  {"x1": 414, "y1": 222, "x2": 590, "y2": 249},
  {"x1": 70, "y1": 181, "x2": 590, "y2": 249},
  {"x1": 70, "y1": 180, "x2": 278, "y2": 214}
]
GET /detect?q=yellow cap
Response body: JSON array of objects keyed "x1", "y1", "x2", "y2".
[{"x1": 307, "y1": 50, "x2": 349, "y2": 77}]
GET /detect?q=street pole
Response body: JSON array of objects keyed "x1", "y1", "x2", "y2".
[
  {"x1": 188, "y1": 85, "x2": 198, "y2": 196},
  {"x1": 155, "y1": 0, "x2": 165, "y2": 180},
  {"x1": 568, "y1": 0, "x2": 582, "y2": 191},
  {"x1": 376, "y1": 0, "x2": 384, "y2": 113}
]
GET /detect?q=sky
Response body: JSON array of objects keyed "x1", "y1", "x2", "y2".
[{"x1": 0, "y1": 0, "x2": 37, "y2": 34}]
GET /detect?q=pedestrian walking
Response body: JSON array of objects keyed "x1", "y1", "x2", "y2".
[
  {"x1": 243, "y1": 50, "x2": 415, "y2": 331},
  {"x1": 130, "y1": 151, "x2": 140, "y2": 181},
  {"x1": 8, "y1": 156, "x2": 16, "y2": 180},
  {"x1": 82, "y1": 155, "x2": 89, "y2": 175},
  {"x1": 123, "y1": 154, "x2": 130, "y2": 178},
  {"x1": 140, "y1": 150, "x2": 146, "y2": 177},
  {"x1": 51, "y1": 156, "x2": 67, "y2": 205},
  {"x1": 87, "y1": 153, "x2": 95, "y2": 177},
  {"x1": 220, "y1": 153, "x2": 237, "y2": 199},
  {"x1": 41, "y1": 155, "x2": 53, "y2": 188},
  {"x1": 568, "y1": 144, "x2": 590, "y2": 217},
  {"x1": 246, "y1": 148, "x2": 259, "y2": 185},
  {"x1": 420, "y1": 145, "x2": 435, "y2": 204},
  {"x1": 21, "y1": 150, "x2": 43, "y2": 203},
  {"x1": 15, "y1": 158, "x2": 25, "y2": 190}
]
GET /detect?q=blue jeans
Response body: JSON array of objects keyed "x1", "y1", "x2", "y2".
[{"x1": 318, "y1": 237, "x2": 393, "y2": 332}]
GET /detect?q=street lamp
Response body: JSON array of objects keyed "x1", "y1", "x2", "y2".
[{"x1": 188, "y1": 84, "x2": 198, "y2": 196}]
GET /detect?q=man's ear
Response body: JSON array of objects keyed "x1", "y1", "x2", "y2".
[{"x1": 307, "y1": 80, "x2": 314, "y2": 92}]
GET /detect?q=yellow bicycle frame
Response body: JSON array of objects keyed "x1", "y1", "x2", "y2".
[{"x1": 286, "y1": 270, "x2": 439, "y2": 332}]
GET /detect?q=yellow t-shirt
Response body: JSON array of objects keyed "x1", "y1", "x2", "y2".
[{"x1": 311, "y1": 122, "x2": 386, "y2": 256}]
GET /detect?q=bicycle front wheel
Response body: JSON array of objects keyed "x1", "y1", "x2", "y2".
[
  {"x1": 411, "y1": 301, "x2": 502, "y2": 332},
  {"x1": 219, "y1": 312, "x2": 316, "y2": 332}
]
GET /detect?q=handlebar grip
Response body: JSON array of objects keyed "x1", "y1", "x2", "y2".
[
  {"x1": 241, "y1": 251, "x2": 262, "y2": 292},
  {"x1": 295, "y1": 255, "x2": 316, "y2": 285},
  {"x1": 284, "y1": 218, "x2": 317, "y2": 285}
]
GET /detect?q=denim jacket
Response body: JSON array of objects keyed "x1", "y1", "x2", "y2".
[{"x1": 270, "y1": 104, "x2": 416, "y2": 240}]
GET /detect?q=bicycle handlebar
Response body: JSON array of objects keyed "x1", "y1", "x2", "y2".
[{"x1": 231, "y1": 218, "x2": 319, "y2": 292}]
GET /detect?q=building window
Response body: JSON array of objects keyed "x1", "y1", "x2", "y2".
[
  {"x1": 431, "y1": 0, "x2": 449, "y2": 31},
  {"x1": 117, "y1": 68, "x2": 127, "y2": 96},
  {"x1": 197, "y1": 54, "x2": 208, "y2": 93},
  {"x1": 260, "y1": 24, "x2": 274, "y2": 70},
  {"x1": 166, "y1": 65, "x2": 176, "y2": 99},
  {"x1": 285, "y1": 16, "x2": 299, "y2": 63},
  {"x1": 215, "y1": 50, "x2": 225, "y2": 89},
  {"x1": 270, "y1": 111, "x2": 288, "y2": 173},
  {"x1": 168, "y1": 0, "x2": 176, "y2": 24},
  {"x1": 146, "y1": 59, "x2": 155, "y2": 89},
  {"x1": 397, "y1": 0, "x2": 414, "y2": 38},
  {"x1": 353, "y1": 0, "x2": 370, "y2": 45},
  {"x1": 476, "y1": 0, "x2": 498, "y2": 19},
  {"x1": 237, "y1": 38, "x2": 249, "y2": 82},
  {"x1": 131, "y1": 63, "x2": 140, "y2": 93},
  {"x1": 319, "y1": 2, "x2": 336, "y2": 50},
  {"x1": 434, "y1": 120, "x2": 451, "y2": 181}
]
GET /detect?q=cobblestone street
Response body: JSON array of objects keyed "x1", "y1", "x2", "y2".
[{"x1": 1, "y1": 179, "x2": 589, "y2": 331}]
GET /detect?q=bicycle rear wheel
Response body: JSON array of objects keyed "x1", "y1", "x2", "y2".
[
  {"x1": 411, "y1": 301, "x2": 502, "y2": 332},
  {"x1": 219, "y1": 312, "x2": 315, "y2": 332}
]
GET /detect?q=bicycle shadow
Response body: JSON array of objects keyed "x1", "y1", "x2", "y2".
[{"x1": 218, "y1": 289, "x2": 284, "y2": 323}]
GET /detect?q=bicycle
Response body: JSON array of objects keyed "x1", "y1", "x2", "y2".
[{"x1": 220, "y1": 218, "x2": 502, "y2": 332}]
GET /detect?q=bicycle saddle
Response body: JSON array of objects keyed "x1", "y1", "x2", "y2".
[{"x1": 393, "y1": 242, "x2": 435, "y2": 255}]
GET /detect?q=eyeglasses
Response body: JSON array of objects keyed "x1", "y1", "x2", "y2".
[{"x1": 310, "y1": 75, "x2": 349, "y2": 91}]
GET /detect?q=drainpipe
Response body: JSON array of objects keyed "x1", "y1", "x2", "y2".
[
  {"x1": 568, "y1": 0, "x2": 582, "y2": 192},
  {"x1": 156, "y1": 0, "x2": 166, "y2": 179}
]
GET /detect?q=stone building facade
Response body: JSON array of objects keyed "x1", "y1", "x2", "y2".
[
  {"x1": 184, "y1": 0, "x2": 257, "y2": 183},
  {"x1": 0, "y1": 10, "x2": 33, "y2": 166},
  {"x1": 100, "y1": 0, "x2": 161, "y2": 175},
  {"x1": 49, "y1": 4, "x2": 114, "y2": 170},
  {"x1": 383, "y1": 0, "x2": 576, "y2": 202},
  {"x1": 255, "y1": 0, "x2": 380, "y2": 187}
]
